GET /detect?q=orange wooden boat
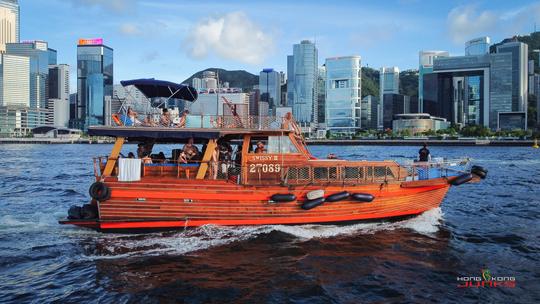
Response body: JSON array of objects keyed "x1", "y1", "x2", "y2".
[{"x1": 59, "y1": 79, "x2": 487, "y2": 231}]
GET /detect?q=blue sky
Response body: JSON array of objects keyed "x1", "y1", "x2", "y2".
[{"x1": 22, "y1": 0, "x2": 540, "y2": 91}]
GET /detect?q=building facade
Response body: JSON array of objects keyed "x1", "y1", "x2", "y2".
[
  {"x1": 383, "y1": 93, "x2": 411, "y2": 129},
  {"x1": 75, "y1": 38, "x2": 113, "y2": 129},
  {"x1": 6, "y1": 40, "x2": 51, "y2": 109},
  {"x1": 423, "y1": 41, "x2": 528, "y2": 130},
  {"x1": 0, "y1": 0, "x2": 18, "y2": 53},
  {"x1": 392, "y1": 113, "x2": 450, "y2": 135},
  {"x1": 48, "y1": 64, "x2": 69, "y2": 127},
  {"x1": 317, "y1": 65, "x2": 326, "y2": 124},
  {"x1": 379, "y1": 66, "x2": 399, "y2": 128},
  {"x1": 325, "y1": 56, "x2": 361, "y2": 133},
  {"x1": 0, "y1": 53, "x2": 28, "y2": 107},
  {"x1": 287, "y1": 40, "x2": 318, "y2": 123},
  {"x1": 259, "y1": 68, "x2": 281, "y2": 115},
  {"x1": 418, "y1": 50, "x2": 449, "y2": 113},
  {"x1": 465, "y1": 37, "x2": 491, "y2": 56}
]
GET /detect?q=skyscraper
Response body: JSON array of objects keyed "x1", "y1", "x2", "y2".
[
  {"x1": 379, "y1": 67, "x2": 400, "y2": 128},
  {"x1": 287, "y1": 40, "x2": 318, "y2": 123},
  {"x1": 6, "y1": 40, "x2": 50, "y2": 109},
  {"x1": 317, "y1": 65, "x2": 326, "y2": 124},
  {"x1": 0, "y1": 53, "x2": 28, "y2": 106},
  {"x1": 496, "y1": 41, "x2": 528, "y2": 114},
  {"x1": 325, "y1": 56, "x2": 361, "y2": 134},
  {"x1": 76, "y1": 38, "x2": 113, "y2": 129},
  {"x1": 259, "y1": 68, "x2": 281, "y2": 115},
  {"x1": 465, "y1": 37, "x2": 491, "y2": 56},
  {"x1": 48, "y1": 64, "x2": 70, "y2": 127},
  {"x1": 0, "y1": 0, "x2": 19, "y2": 53},
  {"x1": 418, "y1": 50, "x2": 449, "y2": 113}
]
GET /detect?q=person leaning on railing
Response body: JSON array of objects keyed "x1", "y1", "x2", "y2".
[
  {"x1": 160, "y1": 108, "x2": 172, "y2": 127},
  {"x1": 176, "y1": 110, "x2": 189, "y2": 128}
]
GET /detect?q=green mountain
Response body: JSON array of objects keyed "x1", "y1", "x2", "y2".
[
  {"x1": 361, "y1": 67, "x2": 379, "y2": 98},
  {"x1": 183, "y1": 68, "x2": 259, "y2": 91}
]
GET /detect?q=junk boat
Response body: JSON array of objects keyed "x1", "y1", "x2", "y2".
[{"x1": 60, "y1": 79, "x2": 487, "y2": 231}]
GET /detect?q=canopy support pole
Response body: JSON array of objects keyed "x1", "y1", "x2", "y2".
[
  {"x1": 102, "y1": 137, "x2": 125, "y2": 177},
  {"x1": 196, "y1": 139, "x2": 217, "y2": 179}
]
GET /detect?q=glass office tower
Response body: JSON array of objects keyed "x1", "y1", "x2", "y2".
[
  {"x1": 259, "y1": 68, "x2": 281, "y2": 115},
  {"x1": 76, "y1": 39, "x2": 113, "y2": 129},
  {"x1": 287, "y1": 40, "x2": 318, "y2": 123},
  {"x1": 325, "y1": 56, "x2": 361, "y2": 134},
  {"x1": 6, "y1": 40, "x2": 49, "y2": 109}
]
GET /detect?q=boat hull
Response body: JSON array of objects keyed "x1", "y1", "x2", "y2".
[{"x1": 61, "y1": 178, "x2": 451, "y2": 231}]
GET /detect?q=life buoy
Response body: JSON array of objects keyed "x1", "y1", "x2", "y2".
[
  {"x1": 270, "y1": 193, "x2": 296, "y2": 203},
  {"x1": 351, "y1": 193, "x2": 374, "y2": 202},
  {"x1": 301, "y1": 197, "x2": 325, "y2": 210},
  {"x1": 326, "y1": 191, "x2": 350, "y2": 202},
  {"x1": 450, "y1": 173, "x2": 473, "y2": 186},
  {"x1": 471, "y1": 165, "x2": 488, "y2": 173},
  {"x1": 89, "y1": 182, "x2": 111, "y2": 201}
]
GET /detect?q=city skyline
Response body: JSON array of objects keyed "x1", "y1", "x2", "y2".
[{"x1": 21, "y1": 0, "x2": 540, "y2": 91}]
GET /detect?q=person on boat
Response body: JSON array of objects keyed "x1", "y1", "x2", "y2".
[
  {"x1": 234, "y1": 144, "x2": 242, "y2": 166},
  {"x1": 176, "y1": 110, "x2": 189, "y2": 128},
  {"x1": 418, "y1": 143, "x2": 431, "y2": 162},
  {"x1": 178, "y1": 137, "x2": 200, "y2": 163},
  {"x1": 160, "y1": 108, "x2": 172, "y2": 127},
  {"x1": 255, "y1": 141, "x2": 266, "y2": 153},
  {"x1": 218, "y1": 140, "x2": 233, "y2": 176},
  {"x1": 210, "y1": 145, "x2": 219, "y2": 179},
  {"x1": 127, "y1": 152, "x2": 135, "y2": 158},
  {"x1": 142, "y1": 114, "x2": 156, "y2": 127},
  {"x1": 136, "y1": 143, "x2": 146, "y2": 158},
  {"x1": 127, "y1": 107, "x2": 141, "y2": 126}
]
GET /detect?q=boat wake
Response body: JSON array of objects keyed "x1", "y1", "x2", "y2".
[{"x1": 81, "y1": 208, "x2": 443, "y2": 259}]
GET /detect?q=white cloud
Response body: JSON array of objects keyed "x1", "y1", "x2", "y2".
[
  {"x1": 184, "y1": 11, "x2": 274, "y2": 65},
  {"x1": 447, "y1": 3, "x2": 540, "y2": 44},
  {"x1": 119, "y1": 23, "x2": 141, "y2": 35}
]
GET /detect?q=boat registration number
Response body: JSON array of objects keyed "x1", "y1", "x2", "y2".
[{"x1": 249, "y1": 163, "x2": 281, "y2": 173}]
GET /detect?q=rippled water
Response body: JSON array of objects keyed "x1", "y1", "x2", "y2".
[{"x1": 0, "y1": 144, "x2": 539, "y2": 303}]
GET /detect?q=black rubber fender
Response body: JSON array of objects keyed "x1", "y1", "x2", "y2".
[
  {"x1": 351, "y1": 193, "x2": 374, "y2": 202},
  {"x1": 471, "y1": 165, "x2": 488, "y2": 173},
  {"x1": 81, "y1": 204, "x2": 98, "y2": 219},
  {"x1": 89, "y1": 182, "x2": 111, "y2": 201},
  {"x1": 67, "y1": 205, "x2": 82, "y2": 219},
  {"x1": 301, "y1": 197, "x2": 325, "y2": 210},
  {"x1": 471, "y1": 166, "x2": 487, "y2": 179},
  {"x1": 270, "y1": 193, "x2": 296, "y2": 202},
  {"x1": 325, "y1": 191, "x2": 350, "y2": 202},
  {"x1": 450, "y1": 173, "x2": 473, "y2": 186}
]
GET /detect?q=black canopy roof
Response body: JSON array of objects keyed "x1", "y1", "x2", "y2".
[{"x1": 120, "y1": 78, "x2": 198, "y2": 102}]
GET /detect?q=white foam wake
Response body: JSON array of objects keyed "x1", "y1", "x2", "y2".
[{"x1": 82, "y1": 208, "x2": 443, "y2": 259}]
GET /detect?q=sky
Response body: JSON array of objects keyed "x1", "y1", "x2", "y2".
[{"x1": 21, "y1": 0, "x2": 540, "y2": 92}]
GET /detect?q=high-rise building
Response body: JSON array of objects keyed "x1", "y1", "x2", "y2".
[
  {"x1": 48, "y1": 64, "x2": 70, "y2": 127},
  {"x1": 6, "y1": 40, "x2": 49, "y2": 109},
  {"x1": 325, "y1": 56, "x2": 361, "y2": 133},
  {"x1": 383, "y1": 93, "x2": 410, "y2": 129},
  {"x1": 259, "y1": 68, "x2": 281, "y2": 115},
  {"x1": 465, "y1": 37, "x2": 491, "y2": 56},
  {"x1": 361, "y1": 95, "x2": 378, "y2": 130},
  {"x1": 421, "y1": 41, "x2": 529, "y2": 130},
  {"x1": 287, "y1": 40, "x2": 318, "y2": 123},
  {"x1": 76, "y1": 38, "x2": 113, "y2": 129},
  {"x1": 379, "y1": 67, "x2": 400, "y2": 128},
  {"x1": 418, "y1": 50, "x2": 449, "y2": 113},
  {"x1": 317, "y1": 65, "x2": 326, "y2": 124},
  {"x1": 192, "y1": 77, "x2": 202, "y2": 89},
  {"x1": 0, "y1": 53, "x2": 28, "y2": 106},
  {"x1": 0, "y1": 0, "x2": 19, "y2": 53},
  {"x1": 47, "y1": 48, "x2": 57, "y2": 65}
]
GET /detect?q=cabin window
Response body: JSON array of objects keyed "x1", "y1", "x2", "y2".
[{"x1": 250, "y1": 136, "x2": 298, "y2": 154}]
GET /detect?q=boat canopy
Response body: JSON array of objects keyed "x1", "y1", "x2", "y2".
[
  {"x1": 88, "y1": 126, "x2": 292, "y2": 142},
  {"x1": 120, "y1": 78, "x2": 198, "y2": 102}
]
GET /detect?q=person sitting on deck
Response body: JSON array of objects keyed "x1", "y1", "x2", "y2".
[
  {"x1": 142, "y1": 114, "x2": 156, "y2": 127},
  {"x1": 176, "y1": 110, "x2": 189, "y2": 128},
  {"x1": 136, "y1": 143, "x2": 146, "y2": 158},
  {"x1": 127, "y1": 107, "x2": 141, "y2": 126},
  {"x1": 178, "y1": 137, "x2": 200, "y2": 163},
  {"x1": 160, "y1": 108, "x2": 172, "y2": 127},
  {"x1": 127, "y1": 152, "x2": 135, "y2": 158},
  {"x1": 255, "y1": 141, "x2": 266, "y2": 153},
  {"x1": 218, "y1": 140, "x2": 233, "y2": 176},
  {"x1": 418, "y1": 144, "x2": 431, "y2": 162}
]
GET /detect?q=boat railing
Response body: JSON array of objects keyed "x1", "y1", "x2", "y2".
[
  {"x1": 276, "y1": 163, "x2": 401, "y2": 186},
  {"x1": 115, "y1": 113, "x2": 290, "y2": 130},
  {"x1": 400, "y1": 158, "x2": 472, "y2": 181}
]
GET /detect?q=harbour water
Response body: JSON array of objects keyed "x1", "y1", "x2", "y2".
[{"x1": 0, "y1": 144, "x2": 538, "y2": 303}]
